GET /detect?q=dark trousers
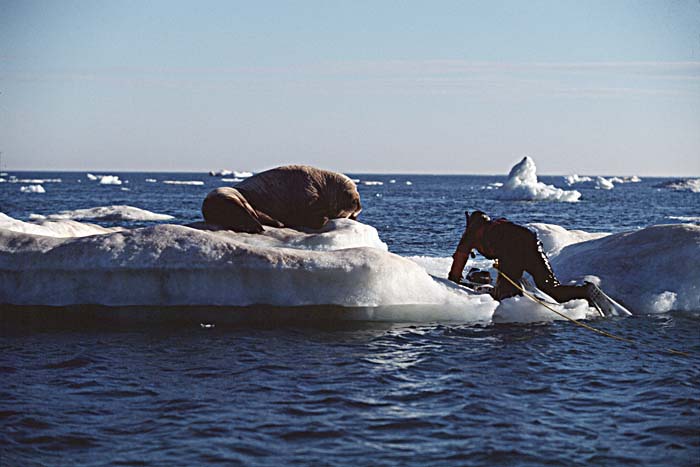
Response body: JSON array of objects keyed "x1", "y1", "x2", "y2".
[{"x1": 492, "y1": 237, "x2": 588, "y2": 303}]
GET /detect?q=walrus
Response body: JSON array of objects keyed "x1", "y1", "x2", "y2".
[{"x1": 202, "y1": 165, "x2": 362, "y2": 233}]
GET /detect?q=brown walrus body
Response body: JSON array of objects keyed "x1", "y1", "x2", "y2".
[{"x1": 202, "y1": 165, "x2": 362, "y2": 233}]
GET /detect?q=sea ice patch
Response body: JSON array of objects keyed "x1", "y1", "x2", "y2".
[{"x1": 493, "y1": 156, "x2": 581, "y2": 202}]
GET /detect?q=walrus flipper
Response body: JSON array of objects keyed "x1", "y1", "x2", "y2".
[
  {"x1": 254, "y1": 209, "x2": 285, "y2": 228},
  {"x1": 202, "y1": 187, "x2": 264, "y2": 233}
]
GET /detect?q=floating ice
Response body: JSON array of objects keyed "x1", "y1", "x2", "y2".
[
  {"x1": 28, "y1": 205, "x2": 174, "y2": 222},
  {"x1": 20, "y1": 184, "x2": 45, "y2": 193},
  {"x1": 595, "y1": 176, "x2": 614, "y2": 190},
  {"x1": 209, "y1": 169, "x2": 233, "y2": 177},
  {"x1": 0, "y1": 213, "x2": 121, "y2": 238},
  {"x1": 655, "y1": 179, "x2": 700, "y2": 193},
  {"x1": 8, "y1": 178, "x2": 62, "y2": 184},
  {"x1": 162, "y1": 180, "x2": 204, "y2": 186},
  {"x1": 494, "y1": 156, "x2": 581, "y2": 202},
  {"x1": 86, "y1": 173, "x2": 98, "y2": 181},
  {"x1": 234, "y1": 171, "x2": 253, "y2": 178},
  {"x1": 389, "y1": 179, "x2": 396, "y2": 183},
  {"x1": 99, "y1": 175, "x2": 122, "y2": 185},
  {"x1": 363, "y1": 181, "x2": 384, "y2": 186},
  {"x1": 550, "y1": 224, "x2": 700, "y2": 314},
  {"x1": 0, "y1": 218, "x2": 496, "y2": 322},
  {"x1": 1, "y1": 212, "x2": 695, "y2": 319},
  {"x1": 221, "y1": 178, "x2": 243, "y2": 183},
  {"x1": 145, "y1": 178, "x2": 157, "y2": 183},
  {"x1": 406, "y1": 181, "x2": 413, "y2": 186},
  {"x1": 564, "y1": 174, "x2": 593, "y2": 185}
]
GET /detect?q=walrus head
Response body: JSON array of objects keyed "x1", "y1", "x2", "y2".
[
  {"x1": 334, "y1": 175, "x2": 362, "y2": 220},
  {"x1": 202, "y1": 187, "x2": 264, "y2": 233}
]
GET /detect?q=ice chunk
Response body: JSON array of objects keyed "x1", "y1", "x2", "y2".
[
  {"x1": 528, "y1": 223, "x2": 608, "y2": 257},
  {"x1": 145, "y1": 178, "x2": 157, "y2": 183},
  {"x1": 162, "y1": 180, "x2": 204, "y2": 185},
  {"x1": 233, "y1": 171, "x2": 253, "y2": 178},
  {"x1": 552, "y1": 224, "x2": 700, "y2": 313},
  {"x1": 209, "y1": 169, "x2": 233, "y2": 176},
  {"x1": 20, "y1": 184, "x2": 45, "y2": 193},
  {"x1": 564, "y1": 174, "x2": 593, "y2": 185},
  {"x1": 595, "y1": 176, "x2": 614, "y2": 190},
  {"x1": 99, "y1": 175, "x2": 122, "y2": 185},
  {"x1": 28, "y1": 205, "x2": 174, "y2": 222},
  {"x1": 221, "y1": 178, "x2": 243, "y2": 183},
  {"x1": 363, "y1": 181, "x2": 384, "y2": 186},
  {"x1": 494, "y1": 156, "x2": 581, "y2": 202}
]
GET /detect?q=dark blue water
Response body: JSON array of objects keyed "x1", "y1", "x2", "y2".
[{"x1": 1, "y1": 172, "x2": 699, "y2": 466}]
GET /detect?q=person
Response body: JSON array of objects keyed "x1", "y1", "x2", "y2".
[{"x1": 448, "y1": 210, "x2": 591, "y2": 303}]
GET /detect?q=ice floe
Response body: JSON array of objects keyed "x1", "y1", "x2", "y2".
[
  {"x1": 363, "y1": 181, "x2": 384, "y2": 186},
  {"x1": 209, "y1": 169, "x2": 233, "y2": 177},
  {"x1": 1, "y1": 213, "x2": 695, "y2": 319},
  {"x1": 494, "y1": 156, "x2": 581, "y2": 202},
  {"x1": 162, "y1": 180, "x2": 204, "y2": 186},
  {"x1": 20, "y1": 184, "x2": 45, "y2": 193}
]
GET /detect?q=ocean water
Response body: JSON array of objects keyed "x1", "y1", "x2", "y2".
[{"x1": 1, "y1": 171, "x2": 699, "y2": 466}]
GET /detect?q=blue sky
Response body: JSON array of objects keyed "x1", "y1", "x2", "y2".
[{"x1": 1, "y1": 0, "x2": 699, "y2": 175}]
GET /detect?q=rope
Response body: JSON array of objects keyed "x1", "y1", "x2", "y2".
[{"x1": 495, "y1": 269, "x2": 690, "y2": 357}]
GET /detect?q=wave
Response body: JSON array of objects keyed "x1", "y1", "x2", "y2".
[
  {"x1": 28, "y1": 205, "x2": 174, "y2": 222},
  {"x1": 493, "y1": 156, "x2": 581, "y2": 202}
]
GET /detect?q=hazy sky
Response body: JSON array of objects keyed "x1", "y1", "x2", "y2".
[{"x1": 1, "y1": 0, "x2": 699, "y2": 175}]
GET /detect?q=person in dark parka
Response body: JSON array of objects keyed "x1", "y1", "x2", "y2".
[{"x1": 448, "y1": 210, "x2": 591, "y2": 302}]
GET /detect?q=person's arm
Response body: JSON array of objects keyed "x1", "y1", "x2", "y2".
[{"x1": 448, "y1": 219, "x2": 473, "y2": 283}]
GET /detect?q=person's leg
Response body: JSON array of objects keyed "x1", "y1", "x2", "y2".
[
  {"x1": 492, "y1": 260, "x2": 524, "y2": 300},
  {"x1": 527, "y1": 239, "x2": 589, "y2": 303}
]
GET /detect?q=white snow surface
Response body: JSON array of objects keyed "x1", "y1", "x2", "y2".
[
  {"x1": 494, "y1": 156, "x2": 581, "y2": 202},
  {"x1": 29, "y1": 205, "x2": 174, "y2": 222},
  {"x1": 0, "y1": 213, "x2": 121, "y2": 238},
  {"x1": 550, "y1": 224, "x2": 700, "y2": 314},
  {"x1": 1, "y1": 214, "x2": 696, "y2": 319},
  {"x1": 20, "y1": 185, "x2": 45, "y2": 193},
  {"x1": 234, "y1": 171, "x2": 253, "y2": 178}
]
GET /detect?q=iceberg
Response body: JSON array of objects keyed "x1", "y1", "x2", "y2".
[
  {"x1": 233, "y1": 171, "x2": 253, "y2": 178},
  {"x1": 494, "y1": 156, "x2": 581, "y2": 202},
  {"x1": 20, "y1": 184, "x2": 46, "y2": 193},
  {"x1": 28, "y1": 205, "x2": 174, "y2": 222}
]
